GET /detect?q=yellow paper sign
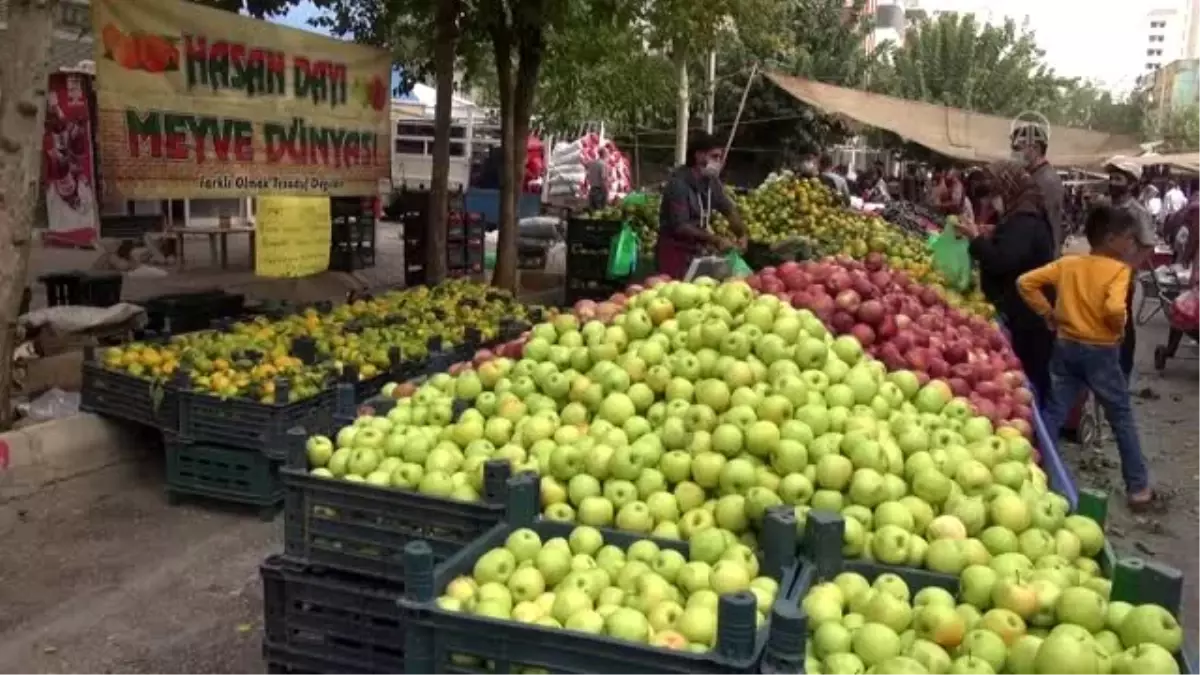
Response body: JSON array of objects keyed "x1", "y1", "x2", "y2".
[
  {"x1": 255, "y1": 196, "x2": 332, "y2": 277},
  {"x1": 91, "y1": 0, "x2": 392, "y2": 199}
]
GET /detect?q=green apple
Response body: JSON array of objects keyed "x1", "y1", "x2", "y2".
[
  {"x1": 1119, "y1": 603, "x2": 1184, "y2": 653},
  {"x1": 803, "y1": 584, "x2": 845, "y2": 627},
  {"x1": 912, "y1": 603, "x2": 966, "y2": 650},
  {"x1": 506, "y1": 527, "x2": 544, "y2": 562},
  {"x1": 1062, "y1": 514, "x2": 1106, "y2": 558},
  {"x1": 813, "y1": 621, "x2": 854, "y2": 658},
  {"x1": 863, "y1": 589, "x2": 913, "y2": 633},
  {"x1": 959, "y1": 629, "x2": 1007, "y2": 671},
  {"x1": 1056, "y1": 586, "x2": 1107, "y2": 632},
  {"x1": 833, "y1": 572, "x2": 871, "y2": 609},
  {"x1": 991, "y1": 577, "x2": 1039, "y2": 620},
  {"x1": 1107, "y1": 601, "x2": 1135, "y2": 631},
  {"x1": 913, "y1": 586, "x2": 956, "y2": 609},
  {"x1": 959, "y1": 564, "x2": 998, "y2": 609},
  {"x1": 905, "y1": 638, "x2": 952, "y2": 673},
  {"x1": 473, "y1": 547, "x2": 517, "y2": 584},
  {"x1": 1033, "y1": 631, "x2": 1100, "y2": 674},
  {"x1": 979, "y1": 525, "x2": 1019, "y2": 555},
  {"x1": 947, "y1": 655, "x2": 995, "y2": 674},
  {"x1": 925, "y1": 538, "x2": 966, "y2": 575},
  {"x1": 506, "y1": 567, "x2": 546, "y2": 603},
  {"x1": 979, "y1": 607, "x2": 1027, "y2": 645},
  {"x1": 851, "y1": 622, "x2": 901, "y2": 667},
  {"x1": 871, "y1": 525, "x2": 912, "y2": 566},
  {"x1": 778, "y1": 472, "x2": 815, "y2": 505},
  {"x1": 677, "y1": 605, "x2": 717, "y2": 647},
  {"x1": 1116, "y1": 643, "x2": 1181, "y2": 675}
]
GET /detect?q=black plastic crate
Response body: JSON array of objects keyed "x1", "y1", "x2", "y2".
[
  {"x1": 517, "y1": 244, "x2": 546, "y2": 271},
  {"x1": 81, "y1": 272, "x2": 124, "y2": 306},
  {"x1": 567, "y1": 250, "x2": 610, "y2": 280},
  {"x1": 143, "y1": 290, "x2": 247, "y2": 334},
  {"x1": 176, "y1": 381, "x2": 334, "y2": 458},
  {"x1": 39, "y1": 272, "x2": 85, "y2": 307},
  {"x1": 282, "y1": 427, "x2": 535, "y2": 584},
  {"x1": 404, "y1": 265, "x2": 428, "y2": 288},
  {"x1": 331, "y1": 226, "x2": 376, "y2": 251},
  {"x1": 566, "y1": 218, "x2": 624, "y2": 245},
  {"x1": 446, "y1": 245, "x2": 467, "y2": 268},
  {"x1": 164, "y1": 434, "x2": 282, "y2": 520},
  {"x1": 265, "y1": 638, "x2": 391, "y2": 672},
  {"x1": 40, "y1": 271, "x2": 124, "y2": 308},
  {"x1": 79, "y1": 347, "x2": 179, "y2": 431},
  {"x1": 330, "y1": 245, "x2": 376, "y2": 272},
  {"x1": 398, "y1": 505, "x2": 805, "y2": 674},
  {"x1": 261, "y1": 556, "x2": 405, "y2": 674}
]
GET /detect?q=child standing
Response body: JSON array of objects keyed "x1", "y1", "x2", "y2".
[{"x1": 1017, "y1": 205, "x2": 1159, "y2": 511}]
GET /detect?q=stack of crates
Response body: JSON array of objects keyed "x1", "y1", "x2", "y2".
[
  {"x1": 565, "y1": 217, "x2": 624, "y2": 305},
  {"x1": 262, "y1": 419, "x2": 540, "y2": 674},
  {"x1": 329, "y1": 197, "x2": 377, "y2": 272},
  {"x1": 446, "y1": 210, "x2": 485, "y2": 279},
  {"x1": 394, "y1": 189, "x2": 432, "y2": 287}
]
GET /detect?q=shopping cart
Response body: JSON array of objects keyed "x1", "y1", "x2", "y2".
[
  {"x1": 1152, "y1": 275, "x2": 1200, "y2": 372},
  {"x1": 1134, "y1": 248, "x2": 1187, "y2": 325}
]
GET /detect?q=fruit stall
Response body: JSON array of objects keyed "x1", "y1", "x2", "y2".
[
  {"x1": 271, "y1": 267, "x2": 1189, "y2": 672},
  {"x1": 79, "y1": 173, "x2": 1195, "y2": 673},
  {"x1": 78, "y1": 280, "x2": 543, "y2": 517}
]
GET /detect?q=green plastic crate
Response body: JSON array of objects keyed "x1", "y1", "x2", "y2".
[{"x1": 165, "y1": 435, "x2": 283, "y2": 520}]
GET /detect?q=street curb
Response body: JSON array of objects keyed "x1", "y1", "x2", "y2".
[{"x1": 0, "y1": 413, "x2": 152, "y2": 503}]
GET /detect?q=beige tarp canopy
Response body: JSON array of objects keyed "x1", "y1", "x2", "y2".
[
  {"x1": 1120, "y1": 153, "x2": 1200, "y2": 174},
  {"x1": 767, "y1": 72, "x2": 1143, "y2": 167}
]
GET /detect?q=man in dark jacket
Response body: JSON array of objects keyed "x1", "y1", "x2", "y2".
[
  {"x1": 1011, "y1": 123, "x2": 1065, "y2": 255},
  {"x1": 956, "y1": 160, "x2": 1056, "y2": 397}
]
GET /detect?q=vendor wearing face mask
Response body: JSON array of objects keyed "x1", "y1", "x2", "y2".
[
  {"x1": 1011, "y1": 123, "x2": 1065, "y2": 255},
  {"x1": 656, "y1": 132, "x2": 747, "y2": 279},
  {"x1": 1104, "y1": 158, "x2": 1157, "y2": 383}
]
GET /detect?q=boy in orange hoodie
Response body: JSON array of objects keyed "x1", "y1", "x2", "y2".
[{"x1": 1017, "y1": 205, "x2": 1157, "y2": 511}]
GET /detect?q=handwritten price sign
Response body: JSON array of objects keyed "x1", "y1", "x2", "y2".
[{"x1": 255, "y1": 196, "x2": 331, "y2": 277}]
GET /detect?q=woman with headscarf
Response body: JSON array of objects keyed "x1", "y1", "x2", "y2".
[{"x1": 954, "y1": 160, "x2": 1057, "y2": 399}]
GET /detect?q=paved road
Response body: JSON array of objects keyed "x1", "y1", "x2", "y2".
[{"x1": 0, "y1": 304, "x2": 1194, "y2": 674}]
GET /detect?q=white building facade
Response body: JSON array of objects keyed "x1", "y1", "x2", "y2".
[{"x1": 1141, "y1": 0, "x2": 1200, "y2": 77}]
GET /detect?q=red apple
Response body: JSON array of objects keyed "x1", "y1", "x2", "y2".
[
  {"x1": 851, "y1": 323, "x2": 876, "y2": 346},
  {"x1": 831, "y1": 311, "x2": 856, "y2": 334},
  {"x1": 948, "y1": 377, "x2": 972, "y2": 397}
]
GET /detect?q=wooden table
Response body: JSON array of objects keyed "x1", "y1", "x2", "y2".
[{"x1": 168, "y1": 225, "x2": 257, "y2": 270}]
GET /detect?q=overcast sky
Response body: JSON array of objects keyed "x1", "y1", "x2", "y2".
[
  {"x1": 276, "y1": 0, "x2": 1155, "y2": 93},
  {"x1": 919, "y1": 0, "x2": 1155, "y2": 92}
]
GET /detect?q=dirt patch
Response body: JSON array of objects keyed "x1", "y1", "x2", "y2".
[{"x1": 0, "y1": 455, "x2": 278, "y2": 673}]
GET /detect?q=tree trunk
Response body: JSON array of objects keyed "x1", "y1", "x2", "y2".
[
  {"x1": 426, "y1": 0, "x2": 460, "y2": 285},
  {"x1": 493, "y1": 25, "x2": 543, "y2": 293},
  {"x1": 0, "y1": 0, "x2": 59, "y2": 430},
  {"x1": 488, "y1": 22, "x2": 518, "y2": 292},
  {"x1": 673, "y1": 46, "x2": 690, "y2": 166}
]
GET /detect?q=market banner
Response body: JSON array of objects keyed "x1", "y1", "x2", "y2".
[
  {"x1": 91, "y1": 0, "x2": 393, "y2": 200},
  {"x1": 255, "y1": 196, "x2": 332, "y2": 277},
  {"x1": 43, "y1": 71, "x2": 100, "y2": 248}
]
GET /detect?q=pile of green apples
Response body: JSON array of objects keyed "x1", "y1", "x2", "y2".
[
  {"x1": 799, "y1": 569, "x2": 1184, "y2": 673},
  {"x1": 306, "y1": 278, "x2": 1090, "y2": 576},
  {"x1": 436, "y1": 524, "x2": 780, "y2": 652}
]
